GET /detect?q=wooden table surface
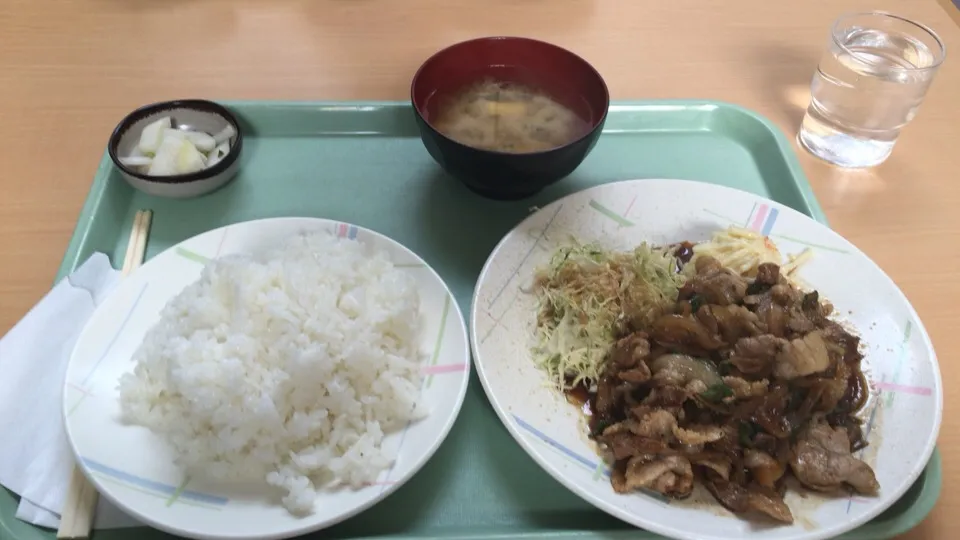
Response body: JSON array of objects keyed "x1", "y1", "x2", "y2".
[{"x1": 1, "y1": 0, "x2": 956, "y2": 537}]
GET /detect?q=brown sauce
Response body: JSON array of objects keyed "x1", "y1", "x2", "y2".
[
  {"x1": 674, "y1": 241, "x2": 696, "y2": 264},
  {"x1": 838, "y1": 369, "x2": 868, "y2": 414},
  {"x1": 564, "y1": 380, "x2": 594, "y2": 417},
  {"x1": 674, "y1": 241, "x2": 696, "y2": 272},
  {"x1": 564, "y1": 383, "x2": 593, "y2": 416}
]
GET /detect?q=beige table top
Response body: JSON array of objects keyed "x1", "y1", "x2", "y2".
[{"x1": 1, "y1": 0, "x2": 957, "y2": 537}]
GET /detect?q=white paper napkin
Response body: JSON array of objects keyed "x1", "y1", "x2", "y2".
[
  {"x1": 16, "y1": 495, "x2": 140, "y2": 530},
  {"x1": 0, "y1": 253, "x2": 141, "y2": 529}
]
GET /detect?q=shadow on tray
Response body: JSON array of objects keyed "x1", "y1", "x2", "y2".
[{"x1": 410, "y1": 170, "x2": 620, "y2": 298}]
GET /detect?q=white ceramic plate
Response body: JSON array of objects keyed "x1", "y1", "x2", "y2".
[
  {"x1": 63, "y1": 217, "x2": 470, "y2": 540},
  {"x1": 471, "y1": 179, "x2": 942, "y2": 540}
]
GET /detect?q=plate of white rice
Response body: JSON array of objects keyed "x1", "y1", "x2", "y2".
[{"x1": 62, "y1": 217, "x2": 470, "y2": 540}]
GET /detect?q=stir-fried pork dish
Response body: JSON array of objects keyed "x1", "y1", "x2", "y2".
[{"x1": 533, "y1": 230, "x2": 878, "y2": 524}]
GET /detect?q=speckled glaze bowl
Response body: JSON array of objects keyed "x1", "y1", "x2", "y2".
[{"x1": 108, "y1": 99, "x2": 243, "y2": 199}]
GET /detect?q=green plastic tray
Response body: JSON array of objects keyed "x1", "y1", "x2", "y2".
[{"x1": 0, "y1": 100, "x2": 940, "y2": 540}]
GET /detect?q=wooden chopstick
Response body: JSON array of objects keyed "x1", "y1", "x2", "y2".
[
  {"x1": 122, "y1": 210, "x2": 151, "y2": 277},
  {"x1": 119, "y1": 211, "x2": 143, "y2": 276},
  {"x1": 57, "y1": 209, "x2": 153, "y2": 539}
]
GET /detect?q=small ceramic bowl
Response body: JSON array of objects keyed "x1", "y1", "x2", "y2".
[
  {"x1": 411, "y1": 36, "x2": 609, "y2": 200},
  {"x1": 108, "y1": 99, "x2": 243, "y2": 199}
]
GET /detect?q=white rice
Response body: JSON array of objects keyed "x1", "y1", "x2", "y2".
[{"x1": 118, "y1": 230, "x2": 426, "y2": 514}]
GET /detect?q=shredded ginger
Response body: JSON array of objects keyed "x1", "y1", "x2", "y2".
[
  {"x1": 689, "y1": 227, "x2": 811, "y2": 280},
  {"x1": 532, "y1": 242, "x2": 686, "y2": 390}
]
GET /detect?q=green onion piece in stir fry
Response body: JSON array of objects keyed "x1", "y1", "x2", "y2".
[{"x1": 699, "y1": 383, "x2": 734, "y2": 403}]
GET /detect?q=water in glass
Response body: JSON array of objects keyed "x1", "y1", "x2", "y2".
[{"x1": 798, "y1": 13, "x2": 944, "y2": 168}]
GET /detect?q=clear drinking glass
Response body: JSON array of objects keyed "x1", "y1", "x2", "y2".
[{"x1": 798, "y1": 12, "x2": 945, "y2": 168}]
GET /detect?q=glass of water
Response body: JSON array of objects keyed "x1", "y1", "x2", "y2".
[{"x1": 798, "y1": 12, "x2": 945, "y2": 168}]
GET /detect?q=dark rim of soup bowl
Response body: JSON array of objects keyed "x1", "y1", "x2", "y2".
[
  {"x1": 108, "y1": 99, "x2": 243, "y2": 185},
  {"x1": 410, "y1": 36, "x2": 610, "y2": 157}
]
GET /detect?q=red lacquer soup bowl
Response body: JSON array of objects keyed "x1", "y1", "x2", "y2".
[{"x1": 411, "y1": 36, "x2": 610, "y2": 200}]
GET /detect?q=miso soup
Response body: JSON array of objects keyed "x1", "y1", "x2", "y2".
[{"x1": 432, "y1": 80, "x2": 590, "y2": 153}]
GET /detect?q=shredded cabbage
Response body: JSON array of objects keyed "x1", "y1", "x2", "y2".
[
  {"x1": 532, "y1": 241, "x2": 685, "y2": 389},
  {"x1": 531, "y1": 227, "x2": 813, "y2": 390}
]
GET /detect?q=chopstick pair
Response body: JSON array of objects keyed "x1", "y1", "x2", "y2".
[{"x1": 57, "y1": 209, "x2": 153, "y2": 539}]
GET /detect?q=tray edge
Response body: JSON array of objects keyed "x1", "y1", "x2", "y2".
[{"x1": 10, "y1": 99, "x2": 938, "y2": 540}]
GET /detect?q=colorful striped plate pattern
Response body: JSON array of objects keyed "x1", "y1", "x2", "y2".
[
  {"x1": 62, "y1": 218, "x2": 470, "y2": 540},
  {"x1": 471, "y1": 179, "x2": 942, "y2": 540}
]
